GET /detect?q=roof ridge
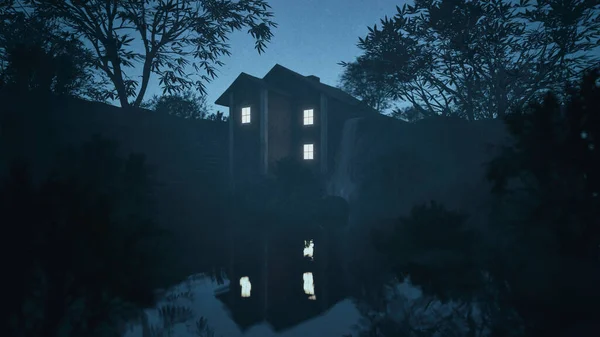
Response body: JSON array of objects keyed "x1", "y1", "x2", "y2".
[{"x1": 270, "y1": 64, "x2": 351, "y2": 92}]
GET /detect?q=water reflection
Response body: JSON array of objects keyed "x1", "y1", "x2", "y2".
[
  {"x1": 240, "y1": 276, "x2": 251, "y2": 298},
  {"x1": 303, "y1": 272, "x2": 316, "y2": 300},
  {"x1": 216, "y1": 234, "x2": 349, "y2": 332},
  {"x1": 303, "y1": 239, "x2": 314, "y2": 260}
]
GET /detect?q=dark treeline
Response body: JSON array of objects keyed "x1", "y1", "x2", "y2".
[
  {"x1": 347, "y1": 69, "x2": 600, "y2": 337},
  {"x1": 2, "y1": 0, "x2": 600, "y2": 337},
  {"x1": 2, "y1": 137, "x2": 167, "y2": 337},
  {"x1": 339, "y1": 0, "x2": 600, "y2": 121}
]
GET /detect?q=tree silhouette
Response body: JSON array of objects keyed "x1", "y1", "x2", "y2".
[
  {"x1": 0, "y1": 10, "x2": 108, "y2": 98},
  {"x1": 19, "y1": 0, "x2": 277, "y2": 108},
  {"x1": 484, "y1": 67, "x2": 600, "y2": 337},
  {"x1": 143, "y1": 90, "x2": 211, "y2": 119},
  {"x1": 338, "y1": 58, "x2": 394, "y2": 113},
  {"x1": 344, "y1": 0, "x2": 600, "y2": 120},
  {"x1": 2, "y1": 136, "x2": 171, "y2": 337},
  {"x1": 488, "y1": 67, "x2": 600, "y2": 261},
  {"x1": 206, "y1": 110, "x2": 227, "y2": 122},
  {"x1": 358, "y1": 69, "x2": 600, "y2": 337}
]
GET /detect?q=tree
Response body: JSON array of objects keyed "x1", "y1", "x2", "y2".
[
  {"x1": 345, "y1": 0, "x2": 600, "y2": 121},
  {"x1": 21, "y1": 0, "x2": 277, "y2": 108},
  {"x1": 2, "y1": 136, "x2": 171, "y2": 337},
  {"x1": 206, "y1": 110, "x2": 227, "y2": 122},
  {"x1": 373, "y1": 202, "x2": 480, "y2": 303},
  {"x1": 143, "y1": 90, "x2": 211, "y2": 119},
  {"x1": 484, "y1": 67, "x2": 600, "y2": 337},
  {"x1": 0, "y1": 9, "x2": 110, "y2": 99},
  {"x1": 338, "y1": 58, "x2": 394, "y2": 113},
  {"x1": 358, "y1": 68, "x2": 600, "y2": 337},
  {"x1": 366, "y1": 200, "x2": 519, "y2": 337},
  {"x1": 487, "y1": 68, "x2": 600, "y2": 262},
  {"x1": 389, "y1": 105, "x2": 423, "y2": 121}
]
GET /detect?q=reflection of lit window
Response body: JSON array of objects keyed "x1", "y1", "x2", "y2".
[
  {"x1": 240, "y1": 276, "x2": 251, "y2": 298},
  {"x1": 303, "y1": 109, "x2": 314, "y2": 125},
  {"x1": 303, "y1": 272, "x2": 316, "y2": 300},
  {"x1": 303, "y1": 144, "x2": 314, "y2": 160},
  {"x1": 241, "y1": 107, "x2": 251, "y2": 124},
  {"x1": 303, "y1": 239, "x2": 314, "y2": 260}
]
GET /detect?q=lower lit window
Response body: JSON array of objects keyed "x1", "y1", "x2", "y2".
[
  {"x1": 240, "y1": 276, "x2": 251, "y2": 298},
  {"x1": 303, "y1": 144, "x2": 314, "y2": 160},
  {"x1": 303, "y1": 272, "x2": 316, "y2": 300}
]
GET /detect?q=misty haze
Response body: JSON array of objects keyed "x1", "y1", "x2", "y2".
[{"x1": 1, "y1": 1, "x2": 600, "y2": 337}]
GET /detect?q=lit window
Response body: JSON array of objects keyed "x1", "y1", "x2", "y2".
[
  {"x1": 241, "y1": 107, "x2": 251, "y2": 124},
  {"x1": 240, "y1": 276, "x2": 251, "y2": 298},
  {"x1": 303, "y1": 109, "x2": 314, "y2": 125},
  {"x1": 303, "y1": 239, "x2": 314, "y2": 260},
  {"x1": 303, "y1": 144, "x2": 314, "y2": 160},
  {"x1": 303, "y1": 272, "x2": 316, "y2": 300}
]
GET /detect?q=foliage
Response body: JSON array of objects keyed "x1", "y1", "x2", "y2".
[
  {"x1": 231, "y1": 157, "x2": 325, "y2": 231},
  {"x1": 0, "y1": 9, "x2": 110, "y2": 99},
  {"x1": 487, "y1": 67, "x2": 600, "y2": 261},
  {"x1": 19, "y1": 0, "x2": 277, "y2": 108},
  {"x1": 139, "y1": 283, "x2": 220, "y2": 337},
  {"x1": 143, "y1": 91, "x2": 211, "y2": 119},
  {"x1": 389, "y1": 105, "x2": 423, "y2": 121},
  {"x1": 484, "y1": 67, "x2": 600, "y2": 336},
  {"x1": 2, "y1": 136, "x2": 170, "y2": 337},
  {"x1": 357, "y1": 68, "x2": 600, "y2": 337},
  {"x1": 270, "y1": 157, "x2": 325, "y2": 204},
  {"x1": 373, "y1": 201, "x2": 480, "y2": 303},
  {"x1": 338, "y1": 59, "x2": 394, "y2": 113},
  {"x1": 344, "y1": 0, "x2": 600, "y2": 120},
  {"x1": 206, "y1": 111, "x2": 227, "y2": 122},
  {"x1": 350, "y1": 289, "x2": 506, "y2": 337}
]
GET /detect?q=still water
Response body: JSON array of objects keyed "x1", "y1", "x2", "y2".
[{"x1": 124, "y1": 238, "x2": 360, "y2": 337}]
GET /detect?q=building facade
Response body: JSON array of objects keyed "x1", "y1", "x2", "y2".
[
  {"x1": 215, "y1": 64, "x2": 378, "y2": 187},
  {"x1": 214, "y1": 65, "x2": 368, "y2": 330}
]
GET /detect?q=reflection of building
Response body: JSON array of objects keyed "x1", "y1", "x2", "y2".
[
  {"x1": 214, "y1": 64, "x2": 379, "y2": 188},
  {"x1": 215, "y1": 223, "x2": 347, "y2": 332},
  {"x1": 214, "y1": 65, "x2": 359, "y2": 331}
]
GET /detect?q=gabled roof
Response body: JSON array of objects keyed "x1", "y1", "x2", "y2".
[
  {"x1": 263, "y1": 64, "x2": 377, "y2": 113},
  {"x1": 215, "y1": 64, "x2": 379, "y2": 115},
  {"x1": 214, "y1": 72, "x2": 291, "y2": 107}
]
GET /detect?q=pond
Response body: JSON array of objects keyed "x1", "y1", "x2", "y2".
[
  {"x1": 124, "y1": 276, "x2": 360, "y2": 337},
  {"x1": 122, "y1": 239, "x2": 359, "y2": 337},
  {"x1": 215, "y1": 236, "x2": 350, "y2": 332}
]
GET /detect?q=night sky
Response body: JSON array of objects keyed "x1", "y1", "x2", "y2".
[
  {"x1": 140, "y1": 0, "x2": 407, "y2": 112},
  {"x1": 139, "y1": 2, "x2": 404, "y2": 334}
]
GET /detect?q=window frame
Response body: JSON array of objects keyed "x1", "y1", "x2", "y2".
[
  {"x1": 241, "y1": 106, "x2": 251, "y2": 124},
  {"x1": 303, "y1": 108, "x2": 314, "y2": 126},
  {"x1": 303, "y1": 143, "x2": 314, "y2": 160}
]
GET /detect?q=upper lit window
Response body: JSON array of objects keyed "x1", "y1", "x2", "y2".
[
  {"x1": 303, "y1": 144, "x2": 314, "y2": 160},
  {"x1": 303, "y1": 109, "x2": 314, "y2": 125},
  {"x1": 303, "y1": 239, "x2": 314, "y2": 260},
  {"x1": 241, "y1": 107, "x2": 251, "y2": 124}
]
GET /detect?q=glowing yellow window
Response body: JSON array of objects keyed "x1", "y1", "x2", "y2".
[
  {"x1": 303, "y1": 144, "x2": 314, "y2": 160},
  {"x1": 240, "y1": 276, "x2": 251, "y2": 298},
  {"x1": 303, "y1": 239, "x2": 314, "y2": 260},
  {"x1": 303, "y1": 272, "x2": 316, "y2": 300},
  {"x1": 241, "y1": 107, "x2": 251, "y2": 124}
]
